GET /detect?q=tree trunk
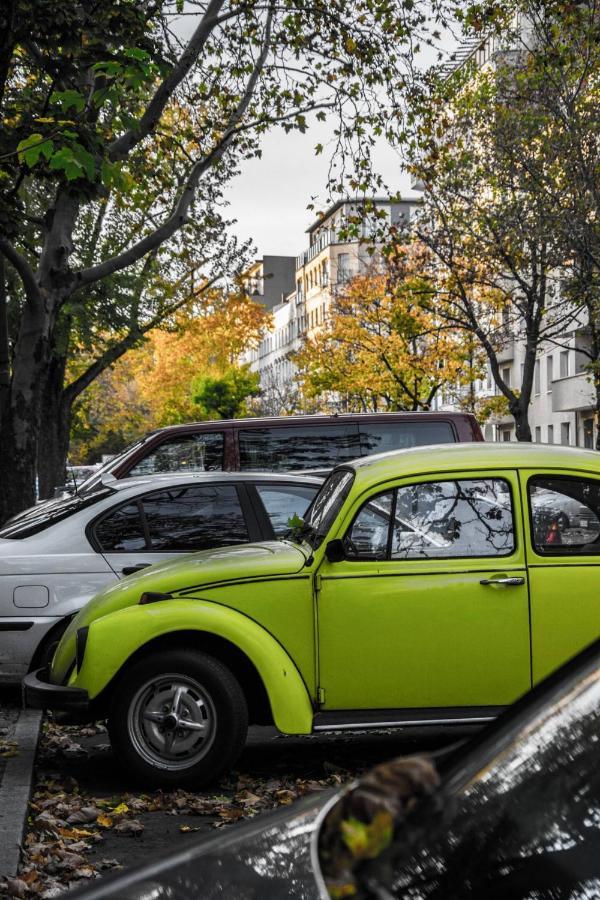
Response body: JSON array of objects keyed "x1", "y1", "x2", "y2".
[
  {"x1": 0, "y1": 292, "x2": 54, "y2": 523},
  {"x1": 0, "y1": 256, "x2": 9, "y2": 420},
  {"x1": 37, "y1": 354, "x2": 71, "y2": 499},
  {"x1": 510, "y1": 400, "x2": 533, "y2": 442}
]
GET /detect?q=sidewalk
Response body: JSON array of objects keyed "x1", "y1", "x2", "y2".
[{"x1": 0, "y1": 688, "x2": 43, "y2": 880}]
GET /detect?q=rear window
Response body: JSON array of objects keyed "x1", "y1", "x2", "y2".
[{"x1": 0, "y1": 488, "x2": 114, "y2": 539}]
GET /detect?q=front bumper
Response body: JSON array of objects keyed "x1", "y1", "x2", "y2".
[{"x1": 22, "y1": 665, "x2": 89, "y2": 712}]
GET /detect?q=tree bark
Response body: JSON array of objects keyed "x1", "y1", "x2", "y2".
[
  {"x1": 0, "y1": 256, "x2": 9, "y2": 421},
  {"x1": 37, "y1": 354, "x2": 70, "y2": 499}
]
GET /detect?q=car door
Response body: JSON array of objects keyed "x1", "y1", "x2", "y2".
[
  {"x1": 317, "y1": 470, "x2": 531, "y2": 711},
  {"x1": 520, "y1": 469, "x2": 600, "y2": 683},
  {"x1": 92, "y1": 483, "x2": 257, "y2": 578}
]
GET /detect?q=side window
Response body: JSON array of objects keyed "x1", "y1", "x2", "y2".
[
  {"x1": 529, "y1": 477, "x2": 600, "y2": 554},
  {"x1": 141, "y1": 485, "x2": 249, "y2": 552},
  {"x1": 255, "y1": 485, "x2": 317, "y2": 537},
  {"x1": 95, "y1": 502, "x2": 147, "y2": 551},
  {"x1": 391, "y1": 479, "x2": 514, "y2": 559},
  {"x1": 345, "y1": 492, "x2": 394, "y2": 559},
  {"x1": 359, "y1": 421, "x2": 454, "y2": 455},
  {"x1": 127, "y1": 433, "x2": 224, "y2": 476},
  {"x1": 238, "y1": 425, "x2": 360, "y2": 471}
]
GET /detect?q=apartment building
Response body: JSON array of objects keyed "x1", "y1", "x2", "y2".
[
  {"x1": 428, "y1": 25, "x2": 598, "y2": 449},
  {"x1": 242, "y1": 255, "x2": 296, "y2": 310},
  {"x1": 295, "y1": 197, "x2": 420, "y2": 338},
  {"x1": 243, "y1": 197, "x2": 421, "y2": 412}
]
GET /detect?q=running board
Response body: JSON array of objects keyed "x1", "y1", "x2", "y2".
[{"x1": 312, "y1": 706, "x2": 504, "y2": 732}]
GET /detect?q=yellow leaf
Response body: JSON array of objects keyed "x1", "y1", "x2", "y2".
[
  {"x1": 111, "y1": 803, "x2": 129, "y2": 816},
  {"x1": 96, "y1": 813, "x2": 114, "y2": 828},
  {"x1": 58, "y1": 826, "x2": 94, "y2": 839}
]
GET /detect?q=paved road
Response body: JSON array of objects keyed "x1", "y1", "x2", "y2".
[{"x1": 33, "y1": 720, "x2": 477, "y2": 874}]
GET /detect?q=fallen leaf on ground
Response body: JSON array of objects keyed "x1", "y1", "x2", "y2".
[{"x1": 114, "y1": 819, "x2": 144, "y2": 836}]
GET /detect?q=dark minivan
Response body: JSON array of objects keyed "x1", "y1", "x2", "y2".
[{"x1": 79, "y1": 412, "x2": 483, "y2": 493}]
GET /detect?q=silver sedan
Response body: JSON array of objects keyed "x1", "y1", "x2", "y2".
[{"x1": 0, "y1": 471, "x2": 320, "y2": 682}]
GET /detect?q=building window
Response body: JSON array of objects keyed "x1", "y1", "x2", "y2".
[
  {"x1": 559, "y1": 350, "x2": 569, "y2": 379},
  {"x1": 534, "y1": 360, "x2": 541, "y2": 395},
  {"x1": 535, "y1": 426, "x2": 541, "y2": 443},
  {"x1": 337, "y1": 253, "x2": 351, "y2": 283},
  {"x1": 561, "y1": 422, "x2": 571, "y2": 446},
  {"x1": 583, "y1": 419, "x2": 594, "y2": 449},
  {"x1": 501, "y1": 366, "x2": 511, "y2": 388},
  {"x1": 546, "y1": 355, "x2": 553, "y2": 392},
  {"x1": 322, "y1": 260, "x2": 329, "y2": 287},
  {"x1": 547, "y1": 424, "x2": 554, "y2": 444}
]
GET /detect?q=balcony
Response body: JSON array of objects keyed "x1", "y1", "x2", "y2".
[
  {"x1": 296, "y1": 229, "x2": 336, "y2": 268},
  {"x1": 551, "y1": 372, "x2": 595, "y2": 413},
  {"x1": 497, "y1": 339, "x2": 515, "y2": 363}
]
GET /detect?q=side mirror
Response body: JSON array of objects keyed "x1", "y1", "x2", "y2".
[{"x1": 325, "y1": 539, "x2": 346, "y2": 563}]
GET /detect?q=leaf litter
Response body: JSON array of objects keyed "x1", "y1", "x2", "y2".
[{"x1": 2, "y1": 719, "x2": 363, "y2": 897}]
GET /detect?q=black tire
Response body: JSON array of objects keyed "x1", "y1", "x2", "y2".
[
  {"x1": 31, "y1": 617, "x2": 71, "y2": 672},
  {"x1": 107, "y1": 649, "x2": 248, "y2": 788}
]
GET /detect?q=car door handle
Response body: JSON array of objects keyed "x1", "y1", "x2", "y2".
[
  {"x1": 480, "y1": 577, "x2": 525, "y2": 586},
  {"x1": 122, "y1": 564, "x2": 151, "y2": 576}
]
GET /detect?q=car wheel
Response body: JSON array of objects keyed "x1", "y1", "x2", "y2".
[
  {"x1": 31, "y1": 618, "x2": 71, "y2": 672},
  {"x1": 108, "y1": 649, "x2": 248, "y2": 788}
]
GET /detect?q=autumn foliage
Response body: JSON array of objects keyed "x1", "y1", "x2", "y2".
[
  {"x1": 295, "y1": 247, "x2": 481, "y2": 412},
  {"x1": 70, "y1": 292, "x2": 269, "y2": 462}
]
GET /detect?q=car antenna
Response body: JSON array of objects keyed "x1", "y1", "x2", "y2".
[{"x1": 67, "y1": 459, "x2": 80, "y2": 496}]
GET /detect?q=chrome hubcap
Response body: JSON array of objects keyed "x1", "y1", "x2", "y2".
[{"x1": 128, "y1": 674, "x2": 217, "y2": 771}]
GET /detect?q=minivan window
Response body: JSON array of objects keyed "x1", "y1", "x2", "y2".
[
  {"x1": 359, "y1": 420, "x2": 454, "y2": 454},
  {"x1": 127, "y1": 432, "x2": 224, "y2": 476},
  {"x1": 239, "y1": 424, "x2": 361, "y2": 471}
]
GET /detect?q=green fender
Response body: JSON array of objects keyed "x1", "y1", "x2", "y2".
[{"x1": 72, "y1": 599, "x2": 314, "y2": 734}]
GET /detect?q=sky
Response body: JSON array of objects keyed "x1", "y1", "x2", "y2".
[
  {"x1": 174, "y1": 6, "x2": 454, "y2": 262},
  {"x1": 221, "y1": 121, "x2": 418, "y2": 260}
]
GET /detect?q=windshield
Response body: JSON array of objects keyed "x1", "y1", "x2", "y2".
[
  {"x1": 297, "y1": 469, "x2": 354, "y2": 548},
  {"x1": 0, "y1": 487, "x2": 115, "y2": 539},
  {"x1": 77, "y1": 437, "x2": 149, "y2": 496}
]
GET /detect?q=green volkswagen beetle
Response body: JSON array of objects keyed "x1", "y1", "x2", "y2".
[{"x1": 24, "y1": 443, "x2": 600, "y2": 786}]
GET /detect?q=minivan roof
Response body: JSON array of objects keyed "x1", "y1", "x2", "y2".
[{"x1": 142, "y1": 410, "x2": 477, "y2": 436}]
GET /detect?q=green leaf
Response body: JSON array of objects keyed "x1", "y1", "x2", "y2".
[
  {"x1": 341, "y1": 812, "x2": 393, "y2": 861},
  {"x1": 49, "y1": 147, "x2": 84, "y2": 181},
  {"x1": 51, "y1": 89, "x2": 86, "y2": 113},
  {"x1": 70, "y1": 142, "x2": 95, "y2": 180},
  {"x1": 123, "y1": 47, "x2": 151, "y2": 62},
  {"x1": 17, "y1": 133, "x2": 54, "y2": 167}
]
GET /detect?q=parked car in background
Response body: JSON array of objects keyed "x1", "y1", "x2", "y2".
[
  {"x1": 74, "y1": 411, "x2": 483, "y2": 496},
  {"x1": 0, "y1": 472, "x2": 320, "y2": 682},
  {"x1": 71, "y1": 638, "x2": 600, "y2": 900},
  {"x1": 52, "y1": 463, "x2": 103, "y2": 498},
  {"x1": 25, "y1": 443, "x2": 600, "y2": 788}
]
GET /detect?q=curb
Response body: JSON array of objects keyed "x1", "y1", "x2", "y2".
[{"x1": 0, "y1": 709, "x2": 43, "y2": 878}]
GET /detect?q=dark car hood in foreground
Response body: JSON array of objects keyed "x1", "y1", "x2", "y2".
[{"x1": 72, "y1": 790, "x2": 334, "y2": 900}]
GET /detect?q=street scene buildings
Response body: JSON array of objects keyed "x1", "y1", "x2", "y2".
[{"x1": 241, "y1": 195, "x2": 597, "y2": 448}]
